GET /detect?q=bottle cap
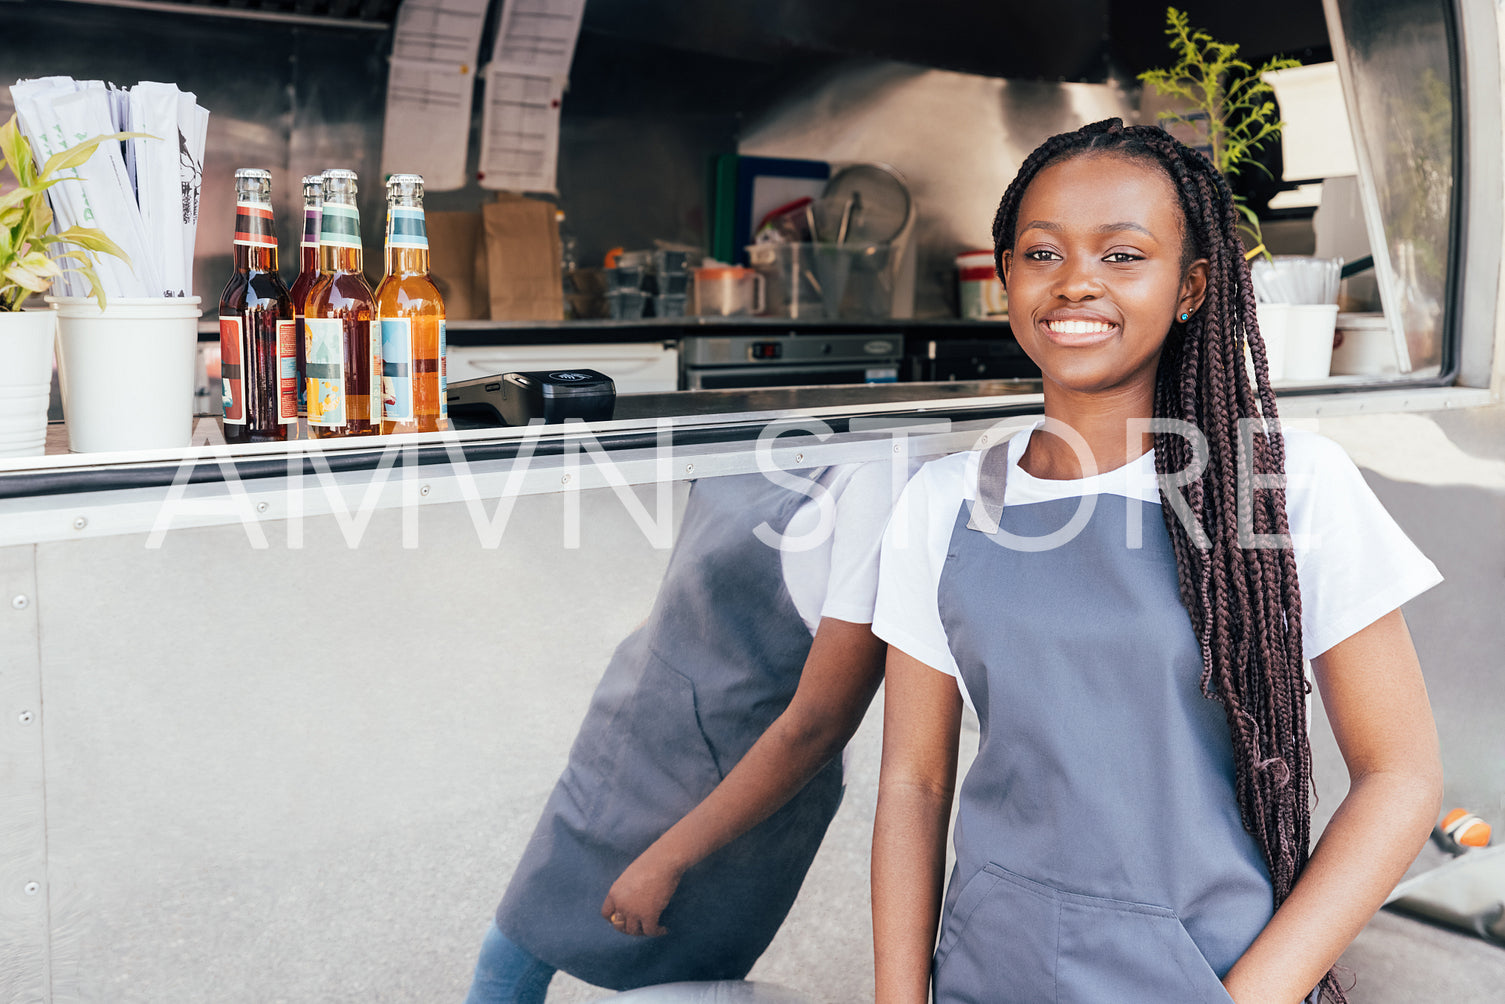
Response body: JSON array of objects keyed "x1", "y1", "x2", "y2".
[
  {"x1": 234, "y1": 168, "x2": 272, "y2": 181},
  {"x1": 321, "y1": 169, "x2": 359, "y2": 206},
  {"x1": 386, "y1": 174, "x2": 424, "y2": 202}
]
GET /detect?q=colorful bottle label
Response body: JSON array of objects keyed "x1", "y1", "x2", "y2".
[
  {"x1": 438, "y1": 319, "x2": 448, "y2": 422},
  {"x1": 305, "y1": 318, "x2": 347, "y2": 427},
  {"x1": 380, "y1": 318, "x2": 414, "y2": 423},
  {"x1": 219, "y1": 316, "x2": 246, "y2": 425},
  {"x1": 385, "y1": 206, "x2": 428, "y2": 250},
  {"x1": 301, "y1": 207, "x2": 321, "y2": 249},
  {"x1": 320, "y1": 203, "x2": 362, "y2": 250},
  {"x1": 277, "y1": 319, "x2": 298, "y2": 424},
  {"x1": 233, "y1": 202, "x2": 277, "y2": 248}
]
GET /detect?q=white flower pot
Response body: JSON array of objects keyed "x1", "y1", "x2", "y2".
[
  {"x1": 0, "y1": 307, "x2": 58, "y2": 459},
  {"x1": 50, "y1": 296, "x2": 202, "y2": 453}
]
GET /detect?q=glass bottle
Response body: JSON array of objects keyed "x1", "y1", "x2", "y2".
[
  {"x1": 218, "y1": 168, "x2": 295, "y2": 444},
  {"x1": 303, "y1": 169, "x2": 378, "y2": 438},
  {"x1": 375, "y1": 173, "x2": 448, "y2": 434},
  {"x1": 558, "y1": 209, "x2": 579, "y2": 320},
  {"x1": 287, "y1": 174, "x2": 323, "y2": 418}
]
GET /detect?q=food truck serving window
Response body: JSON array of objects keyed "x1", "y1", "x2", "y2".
[{"x1": 1317, "y1": 0, "x2": 1464, "y2": 386}]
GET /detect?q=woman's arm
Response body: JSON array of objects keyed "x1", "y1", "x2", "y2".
[
  {"x1": 601, "y1": 616, "x2": 887, "y2": 936},
  {"x1": 872, "y1": 646, "x2": 963, "y2": 1004},
  {"x1": 1221, "y1": 609, "x2": 1443, "y2": 1003}
]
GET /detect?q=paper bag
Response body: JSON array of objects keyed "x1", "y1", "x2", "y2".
[
  {"x1": 427, "y1": 211, "x2": 488, "y2": 320},
  {"x1": 482, "y1": 193, "x2": 562, "y2": 321}
]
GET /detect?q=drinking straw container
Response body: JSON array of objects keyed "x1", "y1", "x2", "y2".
[{"x1": 51, "y1": 296, "x2": 202, "y2": 453}]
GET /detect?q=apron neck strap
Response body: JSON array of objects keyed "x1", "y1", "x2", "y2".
[{"x1": 966, "y1": 436, "x2": 1016, "y2": 534}]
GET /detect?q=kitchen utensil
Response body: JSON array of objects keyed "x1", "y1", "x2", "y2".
[{"x1": 813, "y1": 164, "x2": 911, "y2": 247}]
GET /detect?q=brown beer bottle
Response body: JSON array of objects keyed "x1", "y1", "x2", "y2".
[
  {"x1": 375, "y1": 174, "x2": 448, "y2": 434},
  {"x1": 287, "y1": 174, "x2": 323, "y2": 417},
  {"x1": 218, "y1": 168, "x2": 296, "y2": 444},
  {"x1": 303, "y1": 169, "x2": 378, "y2": 438}
]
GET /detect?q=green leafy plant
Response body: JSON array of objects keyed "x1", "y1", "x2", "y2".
[
  {"x1": 1138, "y1": 7, "x2": 1300, "y2": 254},
  {"x1": 0, "y1": 113, "x2": 143, "y2": 312}
]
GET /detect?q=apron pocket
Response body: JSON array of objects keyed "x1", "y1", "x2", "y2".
[
  {"x1": 594, "y1": 654, "x2": 726, "y2": 845},
  {"x1": 1054, "y1": 883, "x2": 1235, "y2": 1003},
  {"x1": 931, "y1": 864, "x2": 1059, "y2": 1002}
]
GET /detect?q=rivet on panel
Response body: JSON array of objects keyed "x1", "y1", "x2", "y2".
[
  {"x1": 256, "y1": 502, "x2": 269, "y2": 514},
  {"x1": 24, "y1": 882, "x2": 39, "y2": 896},
  {"x1": 11, "y1": 595, "x2": 27, "y2": 610},
  {"x1": 561, "y1": 474, "x2": 571, "y2": 484},
  {"x1": 19, "y1": 710, "x2": 34, "y2": 725},
  {"x1": 73, "y1": 516, "x2": 87, "y2": 530},
  {"x1": 420, "y1": 484, "x2": 431, "y2": 496},
  {"x1": 685, "y1": 464, "x2": 694, "y2": 474},
  {"x1": 795, "y1": 453, "x2": 803, "y2": 463}
]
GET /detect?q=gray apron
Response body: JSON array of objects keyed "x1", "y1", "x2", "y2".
[
  {"x1": 496, "y1": 470, "x2": 845, "y2": 990},
  {"x1": 931, "y1": 444, "x2": 1276, "y2": 1002}
]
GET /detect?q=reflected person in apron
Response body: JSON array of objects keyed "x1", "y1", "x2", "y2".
[
  {"x1": 871, "y1": 120, "x2": 1443, "y2": 1003},
  {"x1": 466, "y1": 459, "x2": 912, "y2": 1001}
]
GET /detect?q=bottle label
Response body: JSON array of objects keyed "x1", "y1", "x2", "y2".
[
  {"x1": 277, "y1": 319, "x2": 298, "y2": 424},
  {"x1": 380, "y1": 318, "x2": 414, "y2": 423},
  {"x1": 219, "y1": 316, "x2": 246, "y2": 425},
  {"x1": 233, "y1": 202, "x2": 278, "y2": 249},
  {"x1": 301, "y1": 207, "x2": 321, "y2": 249},
  {"x1": 438, "y1": 319, "x2": 448, "y2": 422},
  {"x1": 305, "y1": 318, "x2": 347, "y2": 427},
  {"x1": 386, "y1": 206, "x2": 428, "y2": 250},
  {"x1": 320, "y1": 203, "x2": 362, "y2": 250}
]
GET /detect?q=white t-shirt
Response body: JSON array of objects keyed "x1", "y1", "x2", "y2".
[
  {"x1": 781, "y1": 458, "x2": 924, "y2": 634},
  {"x1": 873, "y1": 426, "x2": 1443, "y2": 705}
]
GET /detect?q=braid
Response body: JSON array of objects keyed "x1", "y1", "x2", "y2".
[{"x1": 994, "y1": 119, "x2": 1345, "y2": 1002}]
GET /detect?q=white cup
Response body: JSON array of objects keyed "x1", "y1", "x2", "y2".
[{"x1": 1254, "y1": 303, "x2": 1337, "y2": 382}]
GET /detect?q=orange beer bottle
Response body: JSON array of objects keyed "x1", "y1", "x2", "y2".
[
  {"x1": 287, "y1": 174, "x2": 323, "y2": 418},
  {"x1": 375, "y1": 174, "x2": 448, "y2": 434},
  {"x1": 303, "y1": 169, "x2": 379, "y2": 438}
]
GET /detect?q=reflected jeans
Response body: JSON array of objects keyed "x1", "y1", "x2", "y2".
[{"x1": 463, "y1": 920, "x2": 557, "y2": 1004}]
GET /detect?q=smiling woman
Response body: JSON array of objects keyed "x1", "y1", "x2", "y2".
[
  {"x1": 1000, "y1": 152, "x2": 1206, "y2": 408},
  {"x1": 870, "y1": 118, "x2": 1443, "y2": 1004}
]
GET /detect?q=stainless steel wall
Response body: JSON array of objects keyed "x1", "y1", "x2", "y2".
[
  {"x1": 1, "y1": 1, "x2": 390, "y2": 306},
  {"x1": 0, "y1": 3, "x2": 1133, "y2": 321},
  {"x1": 737, "y1": 62, "x2": 1138, "y2": 318},
  {"x1": 0, "y1": 488, "x2": 684, "y2": 1002}
]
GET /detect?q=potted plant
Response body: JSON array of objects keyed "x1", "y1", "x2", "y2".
[
  {"x1": 1139, "y1": 8, "x2": 1340, "y2": 381},
  {"x1": 1138, "y1": 7, "x2": 1299, "y2": 257},
  {"x1": 1, "y1": 113, "x2": 135, "y2": 457}
]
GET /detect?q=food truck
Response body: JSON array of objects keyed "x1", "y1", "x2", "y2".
[{"x1": 1, "y1": 0, "x2": 1501, "y2": 999}]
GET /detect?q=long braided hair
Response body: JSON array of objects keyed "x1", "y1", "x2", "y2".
[{"x1": 992, "y1": 118, "x2": 1344, "y2": 1002}]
